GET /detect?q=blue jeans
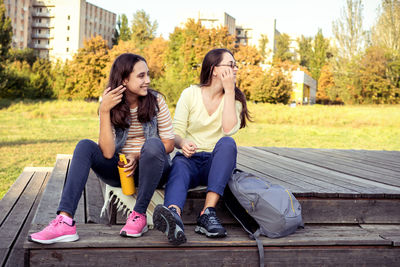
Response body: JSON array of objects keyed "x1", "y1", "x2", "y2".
[
  {"x1": 58, "y1": 137, "x2": 170, "y2": 216},
  {"x1": 164, "y1": 137, "x2": 237, "y2": 211}
]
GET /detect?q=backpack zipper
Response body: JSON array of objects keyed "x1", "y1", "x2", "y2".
[
  {"x1": 285, "y1": 189, "x2": 295, "y2": 213},
  {"x1": 234, "y1": 177, "x2": 261, "y2": 212}
]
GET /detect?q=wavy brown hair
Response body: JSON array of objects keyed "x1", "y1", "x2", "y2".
[
  {"x1": 199, "y1": 48, "x2": 251, "y2": 128},
  {"x1": 107, "y1": 53, "x2": 159, "y2": 129}
]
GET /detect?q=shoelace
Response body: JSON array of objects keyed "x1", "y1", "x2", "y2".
[
  {"x1": 131, "y1": 215, "x2": 140, "y2": 222},
  {"x1": 50, "y1": 216, "x2": 63, "y2": 226},
  {"x1": 203, "y1": 213, "x2": 221, "y2": 225}
]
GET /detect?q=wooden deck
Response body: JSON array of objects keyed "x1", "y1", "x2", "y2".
[{"x1": 1, "y1": 147, "x2": 400, "y2": 266}]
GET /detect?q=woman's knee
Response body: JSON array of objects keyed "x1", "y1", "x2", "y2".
[
  {"x1": 216, "y1": 136, "x2": 237, "y2": 152},
  {"x1": 74, "y1": 139, "x2": 98, "y2": 156},
  {"x1": 141, "y1": 137, "x2": 165, "y2": 158}
]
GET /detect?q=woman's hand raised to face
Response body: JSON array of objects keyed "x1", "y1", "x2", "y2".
[
  {"x1": 99, "y1": 85, "x2": 126, "y2": 113},
  {"x1": 219, "y1": 67, "x2": 235, "y2": 94}
]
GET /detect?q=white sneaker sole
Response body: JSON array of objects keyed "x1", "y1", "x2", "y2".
[
  {"x1": 29, "y1": 233, "x2": 79, "y2": 244},
  {"x1": 120, "y1": 225, "x2": 148, "y2": 238}
]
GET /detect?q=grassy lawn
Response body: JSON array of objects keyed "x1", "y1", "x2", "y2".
[{"x1": 1, "y1": 100, "x2": 399, "y2": 198}]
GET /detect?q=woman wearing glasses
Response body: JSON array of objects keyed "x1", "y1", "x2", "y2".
[{"x1": 153, "y1": 48, "x2": 251, "y2": 245}]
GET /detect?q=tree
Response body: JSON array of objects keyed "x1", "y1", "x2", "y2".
[
  {"x1": 250, "y1": 67, "x2": 292, "y2": 104},
  {"x1": 317, "y1": 64, "x2": 336, "y2": 104},
  {"x1": 29, "y1": 59, "x2": 54, "y2": 98},
  {"x1": 112, "y1": 15, "x2": 121, "y2": 45},
  {"x1": 235, "y1": 45, "x2": 264, "y2": 99},
  {"x1": 359, "y1": 46, "x2": 398, "y2": 103},
  {"x1": 371, "y1": 0, "x2": 400, "y2": 92},
  {"x1": 331, "y1": 0, "x2": 366, "y2": 104},
  {"x1": 309, "y1": 29, "x2": 329, "y2": 81},
  {"x1": 131, "y1": 10, "x2": 158, "y2": 51},
  {"x1": 297, "y1": 35, "x2": 313, "y2": 68},
  {"x1": 0, "y1": 1, "x2": 12, "y2": 92},
  {"x1": 371, "y1": 0, "x2": 400, "y2": 51},
  {"x1": 119, "y1": 14, "x2": 131, "y2": 42},
  {"x1": 332, "y1": 0, "x2": 366, "y2": 60},
  {"x1": 62, "y1": 36, "x2": 110, "y2": 99},
  {"x1": 258, "y1": 34, "x2": 269, "y2": 62},
  {"x1": 143, "y1": 37, "x2": 168, "y2": 79},
  {"x1": 273, "y1": 33, "x2": 294, "y2": 63},
  {"x1": 156, "y1": 19, "x2": 235, "y2": 105},
  {"x1": 9, "y1": 48, "x2": 38, "y2": 66},
  {"x1": 0, "y1": 2, "x2": 12, "y2": 62}
]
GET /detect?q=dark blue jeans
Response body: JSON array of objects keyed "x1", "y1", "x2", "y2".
[
  {"x1": 58, "y1": 137, "x2": 170, "y2": 216},
  {"x1": 164, "y1": 137, "x2": 237, "y2": 211}
]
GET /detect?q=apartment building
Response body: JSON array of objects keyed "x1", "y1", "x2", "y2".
[
  {"x1": 4, "y1": 0, "x2": 116, "y2": 61},
  {"x1": 197, "y1": 11, "x2": 236, "y2": 36},
  {"x1": 3, "y1": 0, "x2": 31, "y2": 49}
]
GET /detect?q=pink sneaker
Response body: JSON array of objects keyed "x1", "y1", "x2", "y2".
[
  {"x1": 29, "y1": 215, "x2": 79, "y2": 244},
  {"x1": 120, "y1": 211, "x2": 148, "y2": 237}
]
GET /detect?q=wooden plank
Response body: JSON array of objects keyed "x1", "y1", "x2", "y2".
[
  {"x1": 0, "y1": 171, "x2": 47, "y2": 266},
  {"x1": 240, "y1": 147, "x2": 367, "y2": 197},
  {"x1": 28, "y1": 247, "x2": 400, "y2": 267},
  {"x1": 261, "y1": 147, "x2": 400, "y2": 180},
  {"x1": 0, "y1": 171, "x2": 34, "y2": 225},
  {"x1": 238, "y1": 151, "x2": 344, "y2": 197},
  {"x1": 360, "y1": 224, "x2": 400, "y2": 246},
  {"x1": 300, "y1": 198, "x2": 400, "y2": 224},
  {"x1": 118, "y1": 197, "x2": 400, "y2": 225},
  {"x1": 5, "y1": 171, "x2": 51, "y2": 267},
  {"x1": 85, "y1": 169, "x2": 104, "y2": 224},
  {"x1": 310, "y1": 149, "x2": 400, "y2": 172},
  {"x1": 236, "y1": 163, "x2": 314, "y2": 197},
  {"x1": 258, "y1": 147, "x2": 400, "y2": 187},
  {"x1": 32, "y1": 157, "x2": 69, "y2": 225},
  {"x1": 25, "y1": 224, "x2": 390, "y2": 249},
  {"x1": 241, "y1": 147, "x2": 400, "y2": 197}
]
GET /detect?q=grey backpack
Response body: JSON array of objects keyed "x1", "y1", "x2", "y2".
[{"x1": 224, "y1": 169, "x2": 304, "y2": 267}]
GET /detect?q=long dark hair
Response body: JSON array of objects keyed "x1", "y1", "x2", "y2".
[
  {"x1": 199, "y1": 48, "x2": 251, "y2": 128},
  {"x1": 107, "y1": 53, "x2": 158, "y2": 129}
]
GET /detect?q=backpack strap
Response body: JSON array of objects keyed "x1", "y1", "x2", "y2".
[{"x1": 250, "y1": 229, "x2": 264, "y2": 267}]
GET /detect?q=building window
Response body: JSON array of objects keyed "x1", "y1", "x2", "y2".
[
  {"x1": 66, "y1": 48, "x2": 69, "y2": 52},
  {"x1": 47, "y1": 40, "x2": 49, "y2": 44},
  {"x1": 67, "y1": 26, "x2": 70, "y2": 30},
  {"x1": 37, "y1": 40, "x2": 41, "y2": 44},
  {"x1": 66, "y1": 37, "x2": 69, "y2": 41},
  {"x1": 68, "y1": 15, "x2": 70, "y2": 20}
]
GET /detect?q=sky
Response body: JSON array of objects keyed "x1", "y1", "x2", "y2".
[{"x1": 88, "y1": 0, "x2": 381, "y2": 39}]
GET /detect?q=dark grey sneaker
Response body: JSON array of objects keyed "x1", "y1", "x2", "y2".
[
  {"x1": 195, "y1": 207, "x2": 227, "y2": 238},
  {"x1": 153, "y1": 205, "x2": 186, "y2": 246}
]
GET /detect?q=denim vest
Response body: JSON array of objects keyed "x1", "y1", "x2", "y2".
[
  {"x1": 114, "y1": 114, "x2": 159, "y2": 154},
  {"x1": 113, "y1": 92, "x2": 171, "y2": 163}
]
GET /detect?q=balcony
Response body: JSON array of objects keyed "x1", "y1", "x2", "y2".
[
  {"x1": 32, "y1": 43, "x2": 53, "y2": 50},
  {"x1": 31, "y1": 22, "x2": 54, "y2": 28},
  {"x1": 32, "y1": 11, "x2": 54, "y2": 18},
  {"x1": 31, "y1": 33, "x2": 53, "y2": 39}
]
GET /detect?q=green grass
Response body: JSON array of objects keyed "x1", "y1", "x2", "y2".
[{"x1": 1, "y1": 100, "x2": 399, "y2": 199}]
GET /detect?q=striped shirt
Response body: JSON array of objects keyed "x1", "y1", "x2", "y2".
[{"x1": 121, "y1": 94, "x2": 174, "y2": 154}]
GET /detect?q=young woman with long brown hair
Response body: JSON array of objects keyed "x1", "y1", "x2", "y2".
[{"x1": 29, "y1": 53, "x2": 174, "y2": 244}]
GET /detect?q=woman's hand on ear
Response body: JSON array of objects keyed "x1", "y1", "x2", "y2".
[
  {"x1": 99, "y1": 85, "x2": 126, "y2": 113},
  {"x1": 220, "y1": 68, "x2": 235, "y2": 94}
]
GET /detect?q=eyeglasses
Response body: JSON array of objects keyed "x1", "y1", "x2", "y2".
[{"x1": 216, "y1": 62, "x2": 238, "y2": 69}]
